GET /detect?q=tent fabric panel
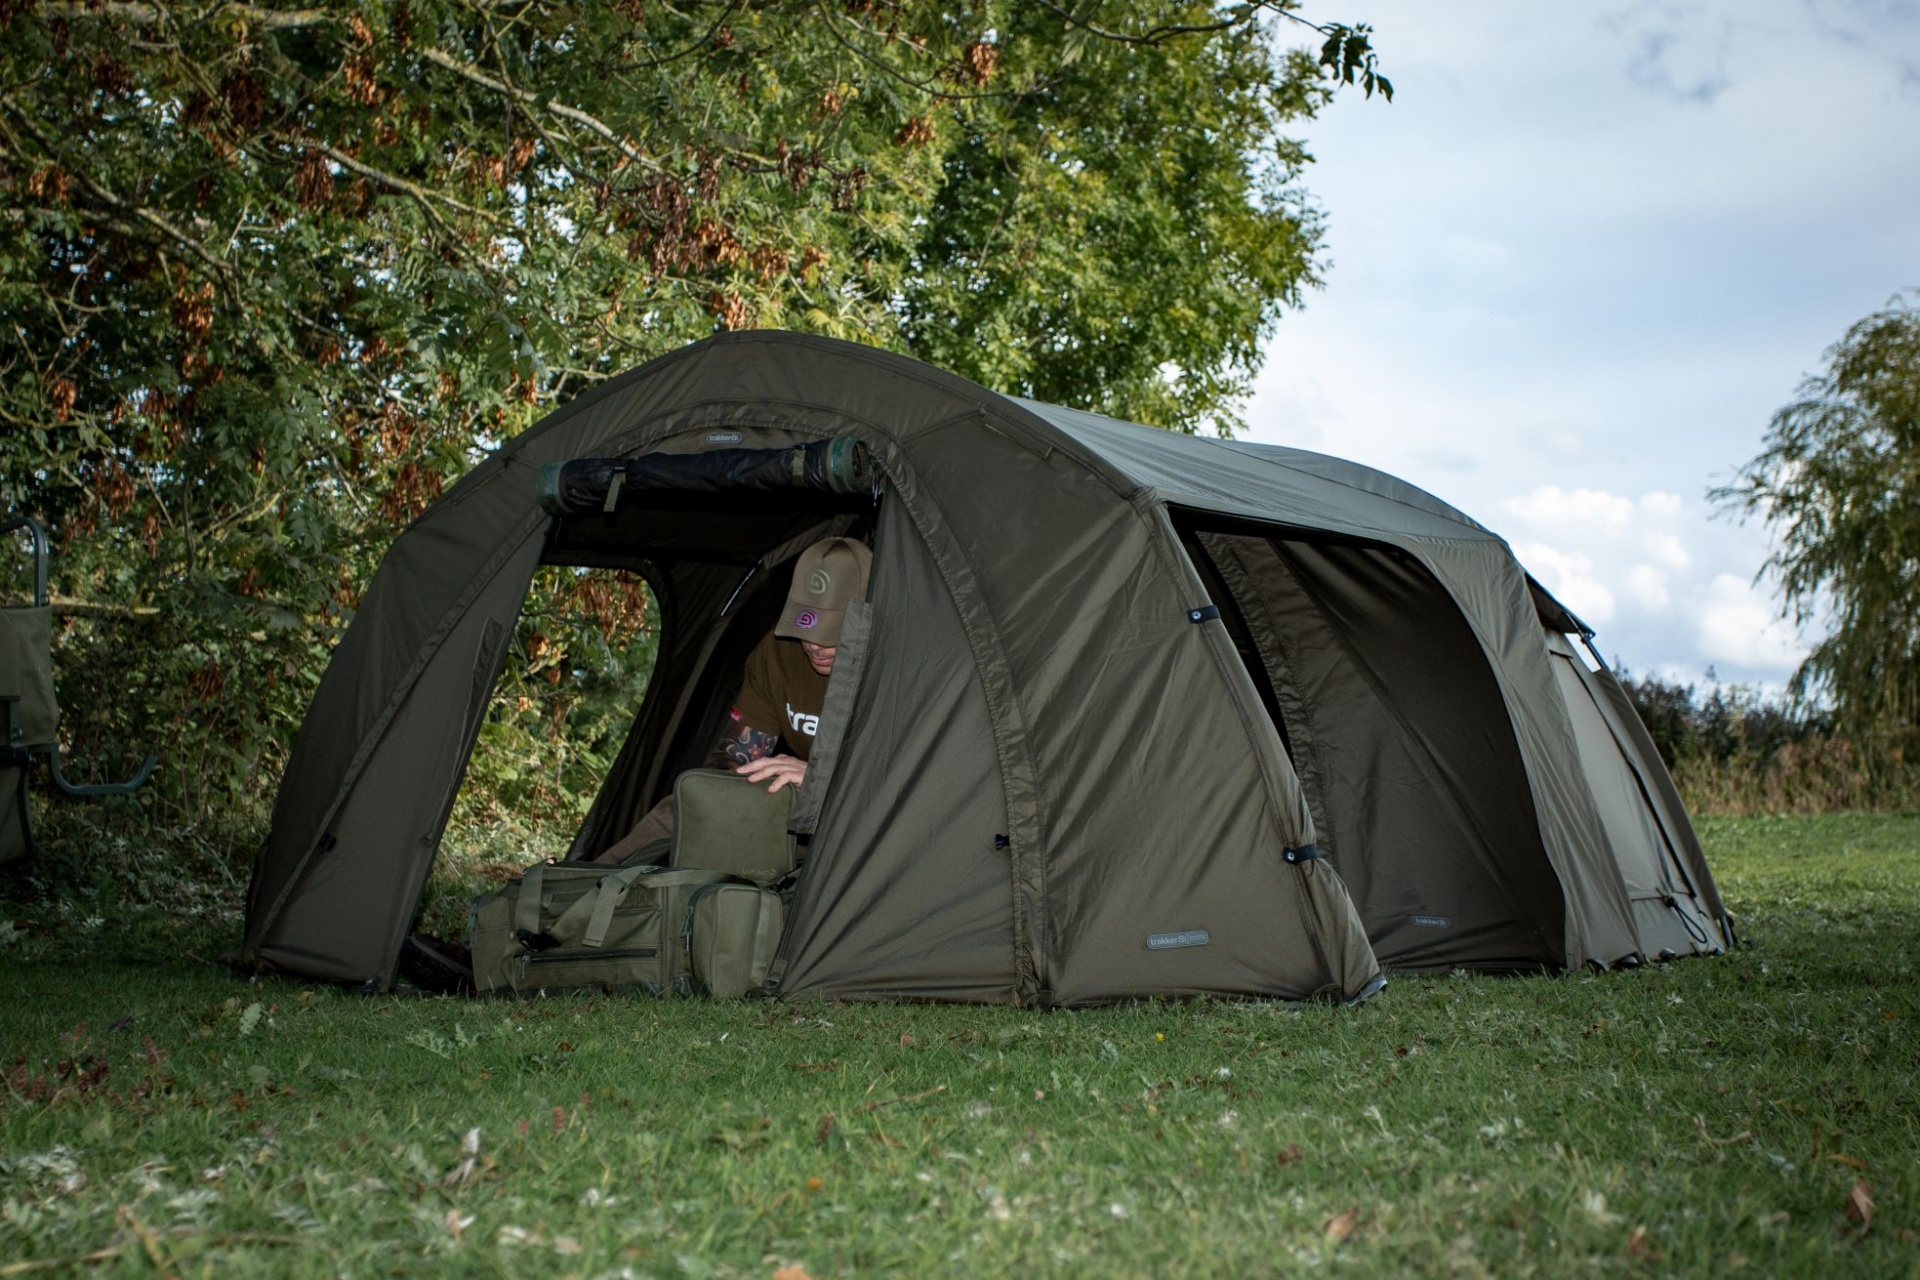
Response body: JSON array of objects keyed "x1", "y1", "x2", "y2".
[
  {"x1": 245, "y1": 474, "x2": 548, "y2": 955},
  {"x1": 1545, "y1": 642, "x2": 1673, "y2": 900},
  {"x1": 1544, "y1": 636, "x2": 1727, "y2": 954},
  {"x1": 1581, "y1": 661, "x2": 1731, "y2": 934},
  {"x1": 1201, "y1": 532, "x2": 1563, "y2": 971},
  {"x1": 1544, "y1": 645, "x2": 1707, "y2": 958},
  {"x1": 1015, "y1": 400, "x2": 1493, "y2": 545},
  {"x1": 1415, "y1": 539, "x2": 1641, "y2": 968},
  {"x1": 902, "y1": 424, "x2": 1375, "y2": 1002},
  {"x1": 778, "y1": 496, "x2": 1016, "y2": 1001},
  {"x1": 250, "y1": 332, "x2": 968, "y2": 948},
  {"x1": 253, "y1": 536, "x2": 541, "y2": 981}
]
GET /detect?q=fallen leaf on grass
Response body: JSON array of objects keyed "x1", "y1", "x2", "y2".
[
  {"x1": 1827, "y1": 1153, "x2": 1869, "y2": 1170},
  {"x1": 1844, "y1": 1180, "x2": 1873, "y2": 1233},
  {"x1": 1625, "y1": 1226, "x2": 1661, "y2": 1260},
  {"x1": 1583, "y1": 1191, "x2": 1624, "y2": 1226},
  {"x1": 773, "y1": 1266, "x2": 814, "y2": 1280},
  {"x1": 443, "y1": 1127, "x2": 484, "y2": 1189},
  {"x1": 1275, "y1": 1144, "x2": 1303, "y2": 1167},
  {"x1": 1324, "y1": 1207, "x2": 1359, "y2": 1244},
  {"x1": 854, "y1": 1084, "x2": 946, "y2": 1112},
  {"x1": 1692, "y1": 1115, "x2": 1753, "y2": 1147}
]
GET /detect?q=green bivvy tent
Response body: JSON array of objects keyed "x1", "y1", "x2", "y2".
[{"x1": 243, "y1": 331, "x2": 1732, "y2": 1003}]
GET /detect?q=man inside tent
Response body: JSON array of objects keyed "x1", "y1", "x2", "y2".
[
  {"x1": 590, "y1": 535, "x2": 872, "y2": 861},
  {"x1": 397, "y1": 536, "x2": 871, "y2": 989}
]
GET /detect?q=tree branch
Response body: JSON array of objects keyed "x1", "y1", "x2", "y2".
[
  {"x1": 1024, "y1": 0, "x2": 1242, "y2": 47},
  {"x1": 0, "y1": 102, "x2": 233, "y2": 281},
  {"x1": 281, "y1": 134, "x2": 504, "y2": 234},
  {"x1": 417, "y1": 45, "x2": 665, "y2": 176},
  {"x1": 36, "y1": 2, "x2": 337, "y2": 31},
  {"x1": 809, "y1": 0, "x2": 1017, "y2": 101}
]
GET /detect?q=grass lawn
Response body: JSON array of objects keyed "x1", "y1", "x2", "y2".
[{"x1": 2, "y1": 813, "x2": 1917, "y2": 1277}]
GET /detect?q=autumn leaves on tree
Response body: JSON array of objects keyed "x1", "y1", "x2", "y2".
[{"x1": 0, "y1": 1, "x2": 1383, "y2": 829}]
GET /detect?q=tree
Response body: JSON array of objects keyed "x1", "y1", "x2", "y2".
[
  {"x1": 1718, "y1": 291, "x2": 1920, "y2": 776},
  {"x1": 0, "y1": 1, "x2": 1385, "y2": 836}
]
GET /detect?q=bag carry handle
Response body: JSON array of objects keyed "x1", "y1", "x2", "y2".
[
  {"x1": 513, "y1": 862, "x2": 552, "y2": 938},
  {"x1": 526, "y1": 866, "x2": 737, "y2": 952}
]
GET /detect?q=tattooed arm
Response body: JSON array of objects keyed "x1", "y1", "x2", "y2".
[
  {"x1": 712, "y1": 718, "x2": 808, "y2": 792},
  {"x1": 713, "y1": 719, "x2": 780, "y2": 768}
]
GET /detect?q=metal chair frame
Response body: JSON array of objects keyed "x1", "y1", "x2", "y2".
[{"x1": 3, "y1": 514, "x2": 155, "y2": 859}]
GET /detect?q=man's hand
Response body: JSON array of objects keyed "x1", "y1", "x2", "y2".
[{"x1": 735, "y1": 754, "x2": 807, "y2": 793}]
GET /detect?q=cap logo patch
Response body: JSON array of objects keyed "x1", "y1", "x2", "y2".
[
  {"x1": 807, "y1": 567, "x2": 833, "y2": 595},
  {"x1": 794, "y1": 609, "x2": 819, "y2": 630}
]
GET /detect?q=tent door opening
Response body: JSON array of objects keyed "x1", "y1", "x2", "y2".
[
  {"x1": 530, "y1": 439, "x2": 883, "y2": 865},
  {"x1": 1168, "y1": 508, "x2": 1567, "y2": 972}
]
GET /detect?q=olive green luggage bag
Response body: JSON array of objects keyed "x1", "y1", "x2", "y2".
[{"x1": 471, "y1": 862, "x2": 734, "y2": 996}]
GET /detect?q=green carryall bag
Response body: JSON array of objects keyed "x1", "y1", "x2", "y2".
[
  {"x1": 670, "y1": 768, "x2": 796, "y2": 883},
  {"x1": 471, "y1": 861, "x2": 737, "y2": 996},
  {"x1": 685, "y1": 882, "x2": 784, "y2": 998}
]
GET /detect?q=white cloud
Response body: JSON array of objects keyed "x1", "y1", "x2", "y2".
[
  {"x1": 1244, "y1": 0, "x2": 1914, "y2": 686},
  {"x1": 1627, "y1": 564, "x2": 1672, "y2": 610},
  {"x1": 1512, "y1": 540, "x2": 1617, "y2": 625},
  {"x1": 1492, "y1": 485, "x2": 1804, "y2": 684},
  {"x1": 1697, "y1": 572, "x2": 1806, "y2": 671},
  {"x1": 1502, "y1": 487, "x2": 1636, "y2": 535},
  {"x1": 1641, "y1": 530, "x2": 1691, "y2": 570}
]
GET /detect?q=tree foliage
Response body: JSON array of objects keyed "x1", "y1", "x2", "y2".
[
  {"x1": 0, "y1": 0, "x2": 1379, "y2": 839},
  {"x1": 1719, "y1": 291, "x2": 1920, "y2": 773}
]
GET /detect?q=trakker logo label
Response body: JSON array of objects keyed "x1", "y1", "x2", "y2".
[{"x1": 794, "y1": 609, "x2": 819, "y2": 630}]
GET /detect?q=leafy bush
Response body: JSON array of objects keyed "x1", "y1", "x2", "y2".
[{"x1": 1617, "y1": 668, "x2": 1912, "y2": 814}]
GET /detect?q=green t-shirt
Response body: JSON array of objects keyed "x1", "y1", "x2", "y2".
[{"x1": 730, "y1": 632, "x2": 830, "y2": 762}]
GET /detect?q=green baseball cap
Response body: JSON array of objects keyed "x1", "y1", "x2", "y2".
[{"x1": 775, "y1": 537, "x2": 872, "y2": 646}]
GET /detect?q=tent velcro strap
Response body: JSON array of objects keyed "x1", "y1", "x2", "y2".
[
  {"x1": 579, "y1": 867, "x2": 736, "y2": 949},
  {"x1": 1283, "y1": 843, "x2": 1321, "y2": 864},
  {"x1": 1187, "y1": 604, "x2": 1221, "y2": 624},
  {"x1": 513, "y1": 862, "x2": 551, "y2": 937}
]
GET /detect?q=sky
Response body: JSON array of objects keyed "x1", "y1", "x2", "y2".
[{"x1": 1246, "y1": 0, "x2": 1920, "y2": 691}]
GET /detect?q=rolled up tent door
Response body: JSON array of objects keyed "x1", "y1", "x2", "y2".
[{"x1": 538, "y1": 438, "x2": 878, "y2": 515}]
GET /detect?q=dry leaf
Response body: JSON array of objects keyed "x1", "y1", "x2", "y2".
[
  {"x1": 1324, "y1": 1207, "x2": 1360, "y2": 1244},
  {"x1": 774, "y1": 1266, "x2": 814, "y2": 1280},
  {"x1": 1844, "y1": 1180, "x2": 1874, "y2": 1232},
  {"x1": 1828, "y1": 1153, "x2": 1869, "y2": 1170},
  {"x1": 1275, "y1": 1143, "x2": 1303, "y2": 1167}
]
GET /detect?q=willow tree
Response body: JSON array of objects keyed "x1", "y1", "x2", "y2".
[
  {"x1": 1719, "y1": 292, "x2": 1920, "y2": 780},
  {"x1": 0, "y1": 1, "x2": 1383, "y2": 833}
]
